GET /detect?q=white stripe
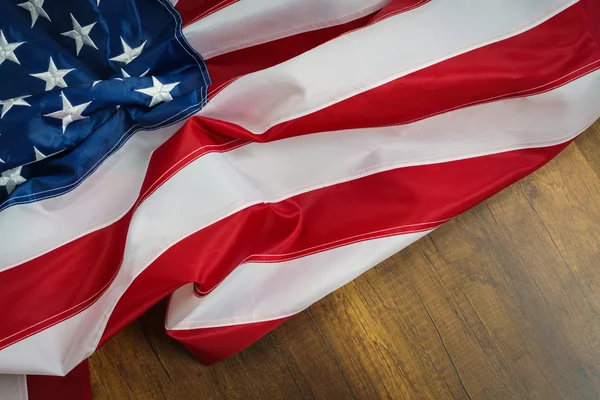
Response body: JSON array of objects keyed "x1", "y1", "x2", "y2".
[
  {"x1": 0, "y1": 121, "x2": 183, "y2": 272},
  {"x1": 166, "y1": 230, "x2": 431, "y2": 330},
  {"x1": 183, "y1": 0, "x2": 391, "y2": 59},
  {"x1": 196, "y1": 0, "x2": 577, "y2": 134},
  {"x1": 0, "y1": 375, "x2": 27, "y2": 400},
  {"x1": 0, "y1": 68, "x2": 597, "y2": 375}
]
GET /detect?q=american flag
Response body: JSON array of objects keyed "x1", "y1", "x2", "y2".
[{"x1": 0, "y1": 0, "x2": 599, "y2": 398}]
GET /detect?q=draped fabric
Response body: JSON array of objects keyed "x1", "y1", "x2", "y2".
[{"x1": 1, "y1": 0, "x2": 599, "y2": 397}]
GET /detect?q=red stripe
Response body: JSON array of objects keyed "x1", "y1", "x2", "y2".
[
  {"x1": 0, "y1": 212, "x2": 131, "y2": 351},
  {"x1": 27, "y1": 360, "x2": 92, "y2": 400},
  {"x1": 100, "y1": 141, "x2": 568, "y2": 348},
  {"x1": 197, "y1": 2, "x2": 600, "y2": 143},
  {"x1": 167, "y1": 316, "x2": 291, "y2": 365},
  {"x1": 175, "y1": 0, "x2": 238, "y2": 26},
  {"x1": 582, "y1": 0, "x2": 600, "y2": 43}
]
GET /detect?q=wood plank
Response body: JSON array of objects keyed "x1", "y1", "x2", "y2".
[
  {"x1": 277, "y1": 262, "x2": 469, "y2": 399},
  {"x1": 576, "y1": 122, "x2": 600, "y2": 177},
  {"x1": 90, "y1": 120, "x2": 600, "y2": 399},
  {"x1": 90, "y1": 321, "x2": 175, "y2": 399}
]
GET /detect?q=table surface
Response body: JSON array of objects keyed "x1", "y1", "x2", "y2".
[{"x1": 89, "y1": 120, "x2": 600, "y2": 400}]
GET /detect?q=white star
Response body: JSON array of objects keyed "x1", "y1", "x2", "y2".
[
  {"x1": 115, "y1": 67, "x2": 150, "y2": 81},
  {"x1": 135, "y1": 76, "x2": 179, "y2": 108},
  {"x1": 124, "y1": 68, "x2": 149, "y2": 78},
  {"x1": 33, "y1": 146, "x2": 47, "y2": 161},
  {"x1": 0, "y1": 166, "x2": 26, "y2": 195},
  {"x1": 109, "y1": 37, "x2": 146, "y2": 65},
  {"x1": 17, "y1": 0, "x2": 51, "y2": 27},
  {"x1": 0, "y1": 95, "x2": 31, "y2": 118},
  {"x1": 30, "y1": 57, "x2": 74, "y2": 91},
  {"x1": 44, "y1": 92, "x2": 92, "y2": 133},
  {"x1": 0, "y1": 30, "x2": 25, "y2": 66},
  {"x1": 61, "y1": 14, "x2": 98, "y2": 55}
]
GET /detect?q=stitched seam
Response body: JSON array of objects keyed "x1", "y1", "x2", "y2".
[
  {"x1": 370, "y1": 0, "x2": 428, "y2": 25},
  {"x1": 232, "y1": 1, "x2": 577, "y2": 133},
  {"x1": 187, "y1": 0, "x2": 229, "y2": 25},
  {"x1": 209, "y1": 61, "x2": 600, "y2": 135},
  {"x1": 370, "y1": 61, "x2": 600, "y2": 130},
  {"x1": 236, "y1": 220, "x2": 445, "y2": 262},
  {"x1": 2, "y1": 206, "x2": 133, "y2": 270},
  {"x1": 200, "y1": 1, "x2": 234, "y2": 22},
  {"x1": 137, "y1": 141, "x2": 247, "y2": 205},
  {"x1": 203, "y1": 0, "x2": 390, "y2": 59},
  {"x1": 194, "y1": 225, "x2": 438, "y2": 298},
  {"x1": 193, "y1": 223, "x2": 444, "y2": 297},
  {"x1": 0, "y1": 266, "x2": 119, "y2": 346},
  {"x1": 186, "y1": 0, "x2": 234, "y2": 26},
  {"x1": 160, "y1": 0, "x2": 209, "y2": 87},
  {"x1": 136, "y1": 139, "x2": 242, "y2": 204},
  {"x1": 208, "y1": 76, "x2": 242, "y2": 100},
  {"x1": 188, "y1": 225, "x2": 437, "y2": 305},
  {"x1": 0, "y1": 288, "x2": 105, "y2": 352}
]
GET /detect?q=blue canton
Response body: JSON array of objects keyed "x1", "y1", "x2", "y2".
[{"x1": 0, "y1": 0, "x2": 210, "y2": 210}]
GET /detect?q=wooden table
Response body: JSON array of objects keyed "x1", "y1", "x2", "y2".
[{"x1": 90, "y1": 120, "x2": 600, "y2": 400}]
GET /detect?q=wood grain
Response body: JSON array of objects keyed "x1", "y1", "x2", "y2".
[{"x1": 90, "y1": 120, "x2": 600, "y2": 400}]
